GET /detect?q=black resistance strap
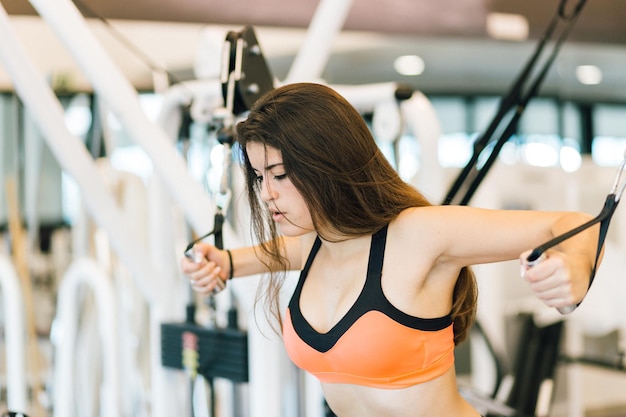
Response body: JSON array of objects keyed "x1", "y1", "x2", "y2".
[
  {"x1": 183, "y1": 211, "x2": 224, "y2": 257},
  {"x1": 529, "y1": 195, "x2": 615, "y2": 289},
  {"x1": 527, "y1": 158, "x2": 626, "y2": 294}
]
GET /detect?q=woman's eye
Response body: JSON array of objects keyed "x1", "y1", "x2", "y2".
[
  {"x1": 274, "y1": 174, "x2": 287, "y2": 181},
  {"x1": 254, "y1": 176, "x2": 263, "y2": 184}
]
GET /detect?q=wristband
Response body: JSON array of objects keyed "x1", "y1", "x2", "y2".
[{"x1": 226, "y1": 249, "x2": 234, "y2": 280}]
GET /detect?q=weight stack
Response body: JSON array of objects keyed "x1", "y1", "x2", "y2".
[{"x1": 161, "y1": 322, "x2": 249, "y2": 383}]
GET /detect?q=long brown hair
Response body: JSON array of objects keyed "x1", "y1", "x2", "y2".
[{"x1": 235, "y1": 82, "x2": 476, "y2": 345}]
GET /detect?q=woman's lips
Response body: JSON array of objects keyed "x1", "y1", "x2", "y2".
[{"x1": 272, "y1": 211, "x2": 284, "y2": 222}]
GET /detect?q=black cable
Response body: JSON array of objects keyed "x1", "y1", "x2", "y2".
[{"x1": 442, "y1": 0, "x2": 588, "y2": 206}]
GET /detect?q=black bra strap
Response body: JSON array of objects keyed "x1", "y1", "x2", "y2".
[
  {"x1": 301, "y1": 236, "x2": 322, "y2": 275},
  {"x1": 366, "y1": 225, "x2": 388, "y2": 279}
]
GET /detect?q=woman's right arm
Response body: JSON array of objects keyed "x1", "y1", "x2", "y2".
[
  {"x1": 228, "y1": 234, "x2": 306, "y2": 277},
  {"x1": 180, "y1": 234, "x2": 307, "y2": 295}
]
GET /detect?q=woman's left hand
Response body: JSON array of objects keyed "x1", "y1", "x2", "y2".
[{"x1": 519, "y1": 249, "x2": 589, "y2": 311}]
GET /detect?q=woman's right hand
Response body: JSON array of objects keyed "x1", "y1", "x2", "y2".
[{"x1": 181, "y1": 243, "x2": 231, "y2": 295}]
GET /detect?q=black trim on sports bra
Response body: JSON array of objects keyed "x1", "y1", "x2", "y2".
[{"x1": 288, "y1": 225, "x2": 453, "y2": 353}]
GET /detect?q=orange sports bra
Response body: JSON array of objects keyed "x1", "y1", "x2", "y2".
[{"x1": 282, "y1": 225, "x2": 455, "y2": 389}]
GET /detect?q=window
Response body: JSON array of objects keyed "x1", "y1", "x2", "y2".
[{"x1": 592, "y1": 104, "x2": 626, "y2": 166}]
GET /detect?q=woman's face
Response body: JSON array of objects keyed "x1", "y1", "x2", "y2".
[{"x1": 246, "y1": 142, "x2": 314, "y2": 236}]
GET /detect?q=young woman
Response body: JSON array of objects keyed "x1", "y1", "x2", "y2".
[{"x1": 181, "y1": 82, "x2": 599, "y2": 417}]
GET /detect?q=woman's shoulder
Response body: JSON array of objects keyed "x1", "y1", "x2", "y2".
[
  {"x1": 394, "y1": 205, "x2": 448, "y2": 228},
  {"x1": 390, "y1": 206, "x2": 458, "y2": 249}
]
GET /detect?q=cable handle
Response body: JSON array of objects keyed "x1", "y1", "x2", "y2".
[
  {"x1": 525, "y1": 193, "x2": 619, "y2": 316},
  {"x1": 526, "y1": 253, "x2": 577, "y2": 314},
  {"x1": 525, "y1": 152, "x2": 626, "y2": 315},
  {"x1": 184, "y1": 249, "x2": 226, "y2": 295},
  {"x1": 184, "y1": 212, "x2": 227, "y2": 295}
]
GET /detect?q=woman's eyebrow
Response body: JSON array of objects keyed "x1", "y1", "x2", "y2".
[
  {"x1": 265, "y1": 163, "x2": 285, "y2": 170},
  {"x1": 252, "y1": 163, "x2": 284, "y2": 174}
]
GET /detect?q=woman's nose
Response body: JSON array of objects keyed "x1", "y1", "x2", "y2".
[{"x1": 259, "y1": 179, "x2": 275, "y2": 202}]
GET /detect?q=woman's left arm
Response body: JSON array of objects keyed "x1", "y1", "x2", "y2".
[{"x1": 403, "y1": 206, "x2": 600, "y2": 308}]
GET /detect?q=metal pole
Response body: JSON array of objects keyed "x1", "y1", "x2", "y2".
[
  {"x1": 28, "y1": 0, "x2": 216, "y2": 236},
  {"x1": 285, "y1": 0, "x2": 354, "y2": 83},
  {"x1": 0, "y1": 257, "x2": 29, "y2": 414},
  {"x1": 0, "y1": 3, "x2": 159, "y2": 303}
]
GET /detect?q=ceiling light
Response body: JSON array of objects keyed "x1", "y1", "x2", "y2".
[
  {"x1": 576, "y1": 65, "x2": 602, "y2": 85},
  {"x1": 393, "y1": 55, "x2": 425, "y2": 76},
  {"x1": 486, "y1": 12, "x2": 529, "y2": 41}
]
